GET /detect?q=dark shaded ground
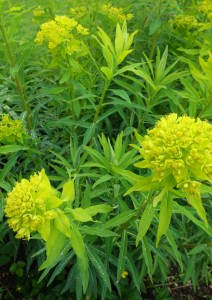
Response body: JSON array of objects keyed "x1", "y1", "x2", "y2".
[{"x1": 0, "y1": 264, "x2": 211, "y2": 300}]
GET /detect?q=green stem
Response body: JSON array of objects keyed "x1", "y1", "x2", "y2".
[
  {"x1": 0, "y1": 17, "x2": 32, "y2": 132},
  {"x1": 149, "y1": 30, "x2": 160, "y2": 60},
  {"x1": 93, "y1": 80, "x2": 111, "y2": 124}
]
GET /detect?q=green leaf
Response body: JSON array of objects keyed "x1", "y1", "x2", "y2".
[
  {"x1": 100, "y1": 67, "x2": 113, "y2": 80},
  {"x1": 47, "y1": 251, "x2": 74, "y2": 286},
  {"x1": 69, "y1": 223, "x2": 87, "y2": 261},
  {"x1": 61, "y1": 180, "x2": 75, "y2": 204},
  {"x1": 126, "y1": 254, "x2": 140, "y2": 291},
  {"x1": 70, "y1": 207, "x2": 93, "y2": 222},
  {"x1": 54, "y1": 209, "x2": 72, "y2": 238},
  {"x1": 84, "y1": 146, "x2": 107, "y2": 167},
  {"x1": 173, "y1": 202, "x2": 212, "y2": 236},
  {"x1": 142, "y1": 236, "x2": 153, "y2": 280},
  {"x1": 165, "y1": 230, "x2": 183, "y2": 272},
  {"x1": 0, "y1": 145, "x2": 27, "y2": 154},
  {"x1": 40, "y1": 87, "x2": 68, "y2": 95},
  {"x1": 83, "y1": 124, "x2": 96, "y2": 146},
  {"x1": 110, "y1": 89, "x2": 131, "y2": 103},
  {"x1": 130, "y1": 68, "x2": 156, "y2": 90},
  {"x1": 0, "y1": 179, "x2": 12, "y2": 192},
  {"x1": 125, "y1": 176, "x2": 161, "y2": 195},
  {"x1": 149, "y1": 17, "x2": 161, "y2": 35},
  {"x1": 0, "y1": 153, "x2": 19, "y2": 180},
  {"x1": 117, "y1": 230, "x2": 128, "y2": 281},
  {"x1": 39, "y1": 224, "x2": 67, "y2": 270},
  {"x1": 183, "y1": 255, "x2": 196, "y2": 285},
  {"x1": 188, "y1": 244, "x2": 208, "y2": 255},
  {"x1": 112, "y1": 165, "x2": 142, "y2": 184},
  {"x1": 85, "y1": 204, "x2": 113, "y2": 216},
  {"x1": 92, "y1": 174, "x2": 113, "y2": 188},
  {"x1": 184, "y1": 189, "x2": 208, "y2": 226},
  {"x1": 79, "y1": 225, "x2": 119, "y2": 237},
  {"x1": 70, "y1": 223, "x2": 89, "y2": 292},
  {"x1": 156, "y1": 194, "x2": 173, "y2": 247},
  {"x1": 86, "y1": 245, "x2": 111, "y2": 291},
  {"x1": 136, "y1": 202, "x2": 155, "y2": 246},
  {"x1": 103, "y1": 210, "x2": 137, "y2": 229}
]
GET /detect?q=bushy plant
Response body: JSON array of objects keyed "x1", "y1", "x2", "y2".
[{"x1": 0, "y1": 0, "x2": 211, "y2": 299}]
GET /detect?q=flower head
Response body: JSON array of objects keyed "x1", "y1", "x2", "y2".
[
  {"x1": 0, "y1": 115, "x2": 27, "y2": 145},
  {"x1": 133, "y1": 114, "x2": 211, "y2": 224},
  {"x1": 4, "y1": 169, "x2": 60, "y2": 240},
  {"x1": 99, "y1": 3, "x2": 133, "y2": 23},
  {"x1": 33, "y1": 6, "x2": 44, "y2": 17},
  {"x1": 135, "y1": 114, "x2": 212, "y2": 185},
  {"x1": 34, "y1": 15, "x2": 89, "y2": 59},
  {"x1": 169, "y1": 14, "x2": 198, "y2": 30}
]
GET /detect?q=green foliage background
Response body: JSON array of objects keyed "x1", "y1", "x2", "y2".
[{"x1": 0, "y1": 0, "x2": 211, "y2": 299}]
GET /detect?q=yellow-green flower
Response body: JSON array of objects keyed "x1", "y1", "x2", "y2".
[
  {"x1": 34, "y1": 15, "x2": 89, "y2": 59},
  {"x1": 4, "y1": 169, "x2": 61, "y2": 240},
  {"x1": 0, "y1": 115, "x2": 27, "y2": 145},
  {"x1": 198, "y1": 0, "x2": 212, "y2": 14},
  {"x1": 99, "y1": 3, "x2": 133, "y2": 23},
  {"x1": 33, "y1": 6, "x2": 44, "y2": 17},
  {"x1": 169, "y1": 14, "x2": 198, "y2": 30},
  {"x1": 132, "y1": 114, "x2": 211, "y2": 224},
  {"x1": 121, "y1": 271, "x2": 128, "y2": 278},
  {"x1": 135, "y1": 114, "x2": 212, "y2": 185},
  {"x1": 70, "y1": 6, "x2": 86, "y2": 19}
]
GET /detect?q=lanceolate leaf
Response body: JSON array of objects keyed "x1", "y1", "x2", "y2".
[
  {"x1": 173, "y1": 202, "x2": 212, "y2": 236},
  {"x1": 165, "y1": 230, "x2": 183, "y2": 272},
  {"x1": 39, "y1": 224, "x2": 67, "y2": 270},
  {"x1": 70, "y1": 223, "x2": 89, "y2": 292},
  {"x1": 61, "y1": 180, "x2": 75, "y2": 204},
  {"x1": 142, "y1": 236, "x2": 153, "y2": 280},
  {"x1": 117, "y1": 230, "x2": 128, "y2": 281},
  {"x1": 54, "y1": 208, "x2": 72, "y2": 238},
  {"x1": 103, "y1": 210, "x2": 137, "y2": 230},
  {"x1": 85, "y1": 204, "x2": 113, "y2": 216},
  {"x1": 0, "y1": 145, "x2": 27, "y2": 154},
  {"x1": 79, "y1": 225, "x2": 119, "y2": 237},
  {"x1": 156, "y1": 194, "x2": 173, "y2": 247},
  {"x1": 86, "y1": 245, "x2": 111, "y2": 291},
  {"x1": 136, "y1": 202, "x2": 155, "y2": 246},
  {"x1": 70, "y1": 207, "x2": 93, "y2": 222}
]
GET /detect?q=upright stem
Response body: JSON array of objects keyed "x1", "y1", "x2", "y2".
[
  {"x1": 93, "y1": 80, "x2": 111, "y2": 124},
  {"x1": 149, "y1": 30, "x2": 160, "y2": 60},
  {"x1": 0, "y1": 17, "x2": 32, "y2": 132}
]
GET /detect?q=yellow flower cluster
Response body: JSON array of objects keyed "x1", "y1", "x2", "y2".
[
  {"x1": 4, "y1": 169, "x2": 58, "y2": 240},
  {"x1": 169, "y1": 14, "x2": 198, "y2": 29},
  {"x1": 135, "y1": 114, "x2": 212, "y2": 190},
  {"x1": 99, "y1": 3, "x2": 133, "y2": 23},
  {"x1": 70, "y1": 6, "x2": 87, "y2": 18},
  {"x1": 198, "y1": 0, "x2": 212, "y2": 14},
  {"x1": 35, "y1": 15, "x2": 89, "y2": 57},
  {"x1": 0, "y1": 115, "x2": 27, "y2": 145},
  {"x1": 33, "y1": 6, "x2": 45, "y2": 17}
]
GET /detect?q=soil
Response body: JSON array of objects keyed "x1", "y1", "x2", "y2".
[{"x1": 0, "y1": 265, "x2": 211, "y2": 300}]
